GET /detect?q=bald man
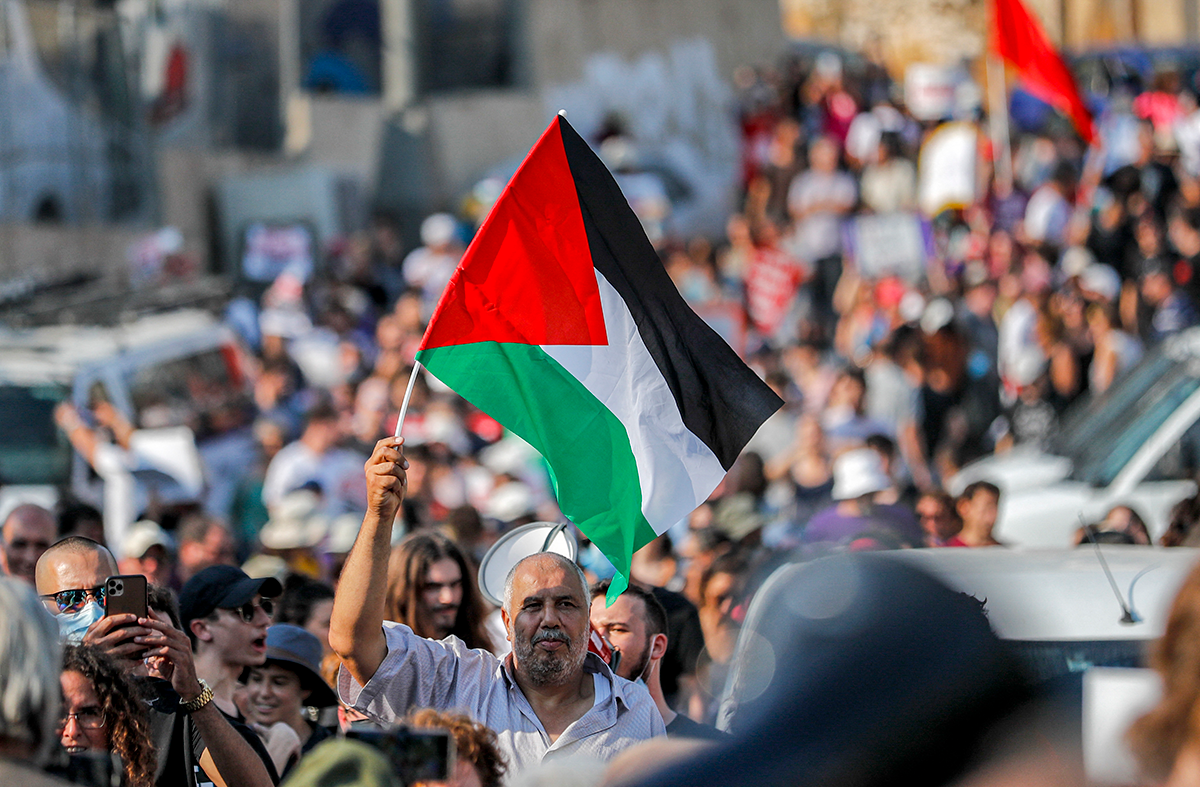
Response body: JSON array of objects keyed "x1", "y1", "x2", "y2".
[
  {"x1": 36, "y1": 537, "x2": 277, "y2": 787},
  {"x1": 35, "y1": 536, "x2": 159, "y2": 660},
  {"x1": 2, "y1": 504, "x2": 56, "y2": 585},
  {"x1": 331, "y1": 437, "x2": 664, "y2": 774}
]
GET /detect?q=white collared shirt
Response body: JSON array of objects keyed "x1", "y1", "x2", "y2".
[{"x1": 338, "y1": 621, "x2": 666, "y2": 779}]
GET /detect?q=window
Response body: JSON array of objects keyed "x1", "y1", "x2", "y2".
[
  {"x1": 0, "y1": 384, "x2": 71, "y2": 484},
  {"x1": 415, "y1": 0, "x2": 521, "y2": 94},
  {"x1": 124, "y1": 347, "x2": 247, "y2": 439}
]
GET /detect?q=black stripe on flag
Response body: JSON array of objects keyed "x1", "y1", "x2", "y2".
[{"x1": 556, "y1": 116, "x2": 783, "y2": 470}]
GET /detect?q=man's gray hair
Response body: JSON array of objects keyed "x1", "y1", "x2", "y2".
[
  {"x1": 502, "y1": 552, "x2": 589, "y2": 615},
  {"x1": 0, "y1": 576, "x2": 62, "y2": 763}
]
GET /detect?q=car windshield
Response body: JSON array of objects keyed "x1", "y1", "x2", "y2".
[
  {"x1": 1054, "y1": 333, "x2": 1200, "y2": 486},
  {"x1": 0, "y1": 384, "x2": 71, "y2": 484},
  {"x1": 124, "y1": 346, "x2": 248, "y2": 439}
]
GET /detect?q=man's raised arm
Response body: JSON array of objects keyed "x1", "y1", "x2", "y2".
[{"x1": 330, "y1": 436, "x2": 408, "y2": 687}]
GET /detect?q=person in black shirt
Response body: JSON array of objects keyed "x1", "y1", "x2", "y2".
[
  {"x1": 33, "y1": 539, "x2": 276, "y2": 787},
  {"x1": 143, "y1": 584, "x2": 279, "y2": 787},
  {"x1": 590, "y1": 580, "x2": 726, "y2": 741},
  {"x1": 178, "y1": 565, "x2": 286, "y2": 784}
]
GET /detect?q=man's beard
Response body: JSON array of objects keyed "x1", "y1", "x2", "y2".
[
  {"x1": 516, "y1": 627, "x2": 585, "y2": 686},
  {"x1": 425, "y1": 604, "x2": 459, "y2": 639},
  {"x1": 619, "y1": 641, "x2": 651, "y2": 683}
]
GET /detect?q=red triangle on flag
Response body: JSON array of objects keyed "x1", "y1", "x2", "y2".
[{"x1": 420, "y1": 122, "x2": 609, "y2": 351}]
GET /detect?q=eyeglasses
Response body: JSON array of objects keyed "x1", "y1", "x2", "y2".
[
  {"x1": 223, "y1": 598, "x2": 274, "y2": 623},
  {"x1": 41, "y1": 586, "x2": 106, "y2": 614},
  {"x1": 58, "y1": 707, "x2": 106, "y2": 731}
]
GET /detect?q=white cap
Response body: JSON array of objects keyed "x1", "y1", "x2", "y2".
[
  {"x1": 1080, "y1": 263, "x2": 1121, "y2": 303},
  {"x1": 420, "y1": 213, "x2": 458, "y2": 247},
  {"x1": 920, "y1": 298, "x2": 955, "y2": 334},
  {"x1": 1061, "y1": 246, "x2": 1096, "y2": 278},
  {"x1": 123, "y1": 520, "x2": 173, "y2": 560},
  {"x1": 259, "y1": 307, "x2": 312, "y2": 339},
  {"x1": 831, "y1": 448, "x2": 892, "y2": 501},
  {"x1": 260, "y1": 490, "x2": 330, "y2": 550},
  {"x1": 484, "y1": 481, "x2": 536, "y2": 523},
  {"x1": 326, "y1": 513, "x2": 362, "y2": 555}
]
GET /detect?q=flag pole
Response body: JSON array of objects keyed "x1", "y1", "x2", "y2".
[
  {"x1": 394, "y1": 360, "x2": 423, "y2": 438},
  {"x1": 987, "y1": 53, "x2": 1014, "y2": 194}
]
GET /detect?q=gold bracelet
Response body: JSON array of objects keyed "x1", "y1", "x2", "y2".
[{"x1": 180, "y1": 679, "x2": 214, "y2": 713}]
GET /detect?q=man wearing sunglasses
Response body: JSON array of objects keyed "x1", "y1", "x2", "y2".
[
  {"x1": 180, "y1": 565, "x2": 283, "y2": 719},
  {"x1": 35, "y1": 536, "x2": 139, "y2": 648},
  {"x1": 37, "y1": 538, "x2": 278, "y2": 786}
]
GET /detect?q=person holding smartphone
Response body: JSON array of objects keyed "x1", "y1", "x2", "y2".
[
  {"x1": 35, "y1": 537, "x2": 150, "y2": 653},
  {"x1": 35, "y1": 538, "x2": 277, "y2": 787}
]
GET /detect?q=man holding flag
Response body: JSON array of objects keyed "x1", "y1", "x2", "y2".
[
  {"x1": 330, "y1": 113, "x2": 779, "y2": 772},
  {"x1": 330, "y1": 435, "x2": 666, "y2": 772}
]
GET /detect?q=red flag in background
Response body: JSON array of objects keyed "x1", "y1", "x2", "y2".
[{"x1": 991, "y1": 0, "x2": 1096, "y2": 144}]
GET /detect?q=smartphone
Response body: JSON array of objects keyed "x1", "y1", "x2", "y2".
[
  {"x1": 105, "y1": 574, "x2": 148, "y2": 619},
  {"x1": 345, "y1": 723, "x2": 455, "y2": 783}
]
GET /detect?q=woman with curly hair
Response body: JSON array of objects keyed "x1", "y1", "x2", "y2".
[
  {"x1": 1128, "y1": 560, "x2": 1200, "y2": 784},
  {"x1": 385, "y1": 530, "x2": 496, "y2": 652},
  {"x1": 407, "y1": 708, "x2": 507, "y2": 787},
  {"x1": 59, "y1": 644, "x2": 156, "y2": 787}
]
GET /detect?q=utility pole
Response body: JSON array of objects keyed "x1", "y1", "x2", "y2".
[{"x1": 381, "y1": 0, "x2": 418, "y2": 113}]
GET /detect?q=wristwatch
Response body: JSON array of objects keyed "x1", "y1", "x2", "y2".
[{"x1": 180, "y1": 679, "x2": 214, "y2": 713}]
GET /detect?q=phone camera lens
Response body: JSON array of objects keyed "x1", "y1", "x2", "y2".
[{"x1": 114, "y1": 581, "x2": 123, "y2": 592}]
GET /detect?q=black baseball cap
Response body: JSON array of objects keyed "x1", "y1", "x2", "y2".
[{"x1": 180, "y1": 565, "x2": 283, "y2": 629}]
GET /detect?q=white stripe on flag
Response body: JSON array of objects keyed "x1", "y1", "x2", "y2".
[{"x1": 543, "y1": 270, "x2": 728, "y2": 534}]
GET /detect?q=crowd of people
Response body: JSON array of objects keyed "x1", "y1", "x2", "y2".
[{"x1": 11, "y1": 44, "x2": 1200, "y2": 786}]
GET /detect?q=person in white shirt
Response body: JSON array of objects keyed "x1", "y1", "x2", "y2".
[
  {"x1": 262, "y1": 400, "x2": 367, "y2": 516},
  {"x1": 330, "y1": 437, "x2": 665, "y2": 776}
]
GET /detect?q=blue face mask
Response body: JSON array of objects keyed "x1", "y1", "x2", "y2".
[{"x1": 57, "y1": 601, "x2": 104, "y2": 644}]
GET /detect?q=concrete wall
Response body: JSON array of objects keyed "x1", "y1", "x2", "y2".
[
  {"x1": 424, "y1": 92, "x2": 546, "y2": 205},
  {"x1": 0, "y1": 224, "x2": 143, "y2": 287},
  {"x1": 290, "y1": 96, "x2": 387, "y2": 184},
  {"x1": 528, "y1": 0, "x2": 785, "y2": 87},
  {"x1": 409, "y1": 0, "x2": 782, "y2": 208}
]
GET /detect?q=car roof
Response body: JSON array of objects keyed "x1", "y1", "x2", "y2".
[
  {"x1": 0, "y1": 309, "x2": 225, "y2": 385},
  {"x1": 865, "y1": 547, "x2": 1199, "y2": 641}
]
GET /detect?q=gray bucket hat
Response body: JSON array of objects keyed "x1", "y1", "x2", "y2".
[{"x1": 262, "y1": 624, "x2": 337, "y2": 708}]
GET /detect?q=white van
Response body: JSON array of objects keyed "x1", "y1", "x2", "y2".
[{"x1": 0, "y1": 309, "x2": 248, "y2": 518}]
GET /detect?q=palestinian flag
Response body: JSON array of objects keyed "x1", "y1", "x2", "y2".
[{"x1": 415, "y1": 115, "x2": 782, "y2": 598}]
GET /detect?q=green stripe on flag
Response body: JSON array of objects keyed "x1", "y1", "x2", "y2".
[{"x1": 417, "y1": 341, "x2": 659, "y2": 599}]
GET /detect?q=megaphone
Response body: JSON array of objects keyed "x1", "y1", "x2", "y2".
[{"x1": 476, "y1": 521, "x2": 577, "y2": 607}]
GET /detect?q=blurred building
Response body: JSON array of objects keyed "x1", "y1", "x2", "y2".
[
  {"x1": 781, "y1": 0, "x2": 1200, "y2": 73},
  {"x1": 0, "y1": 0, "x2": 783, "y2": 310}
]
